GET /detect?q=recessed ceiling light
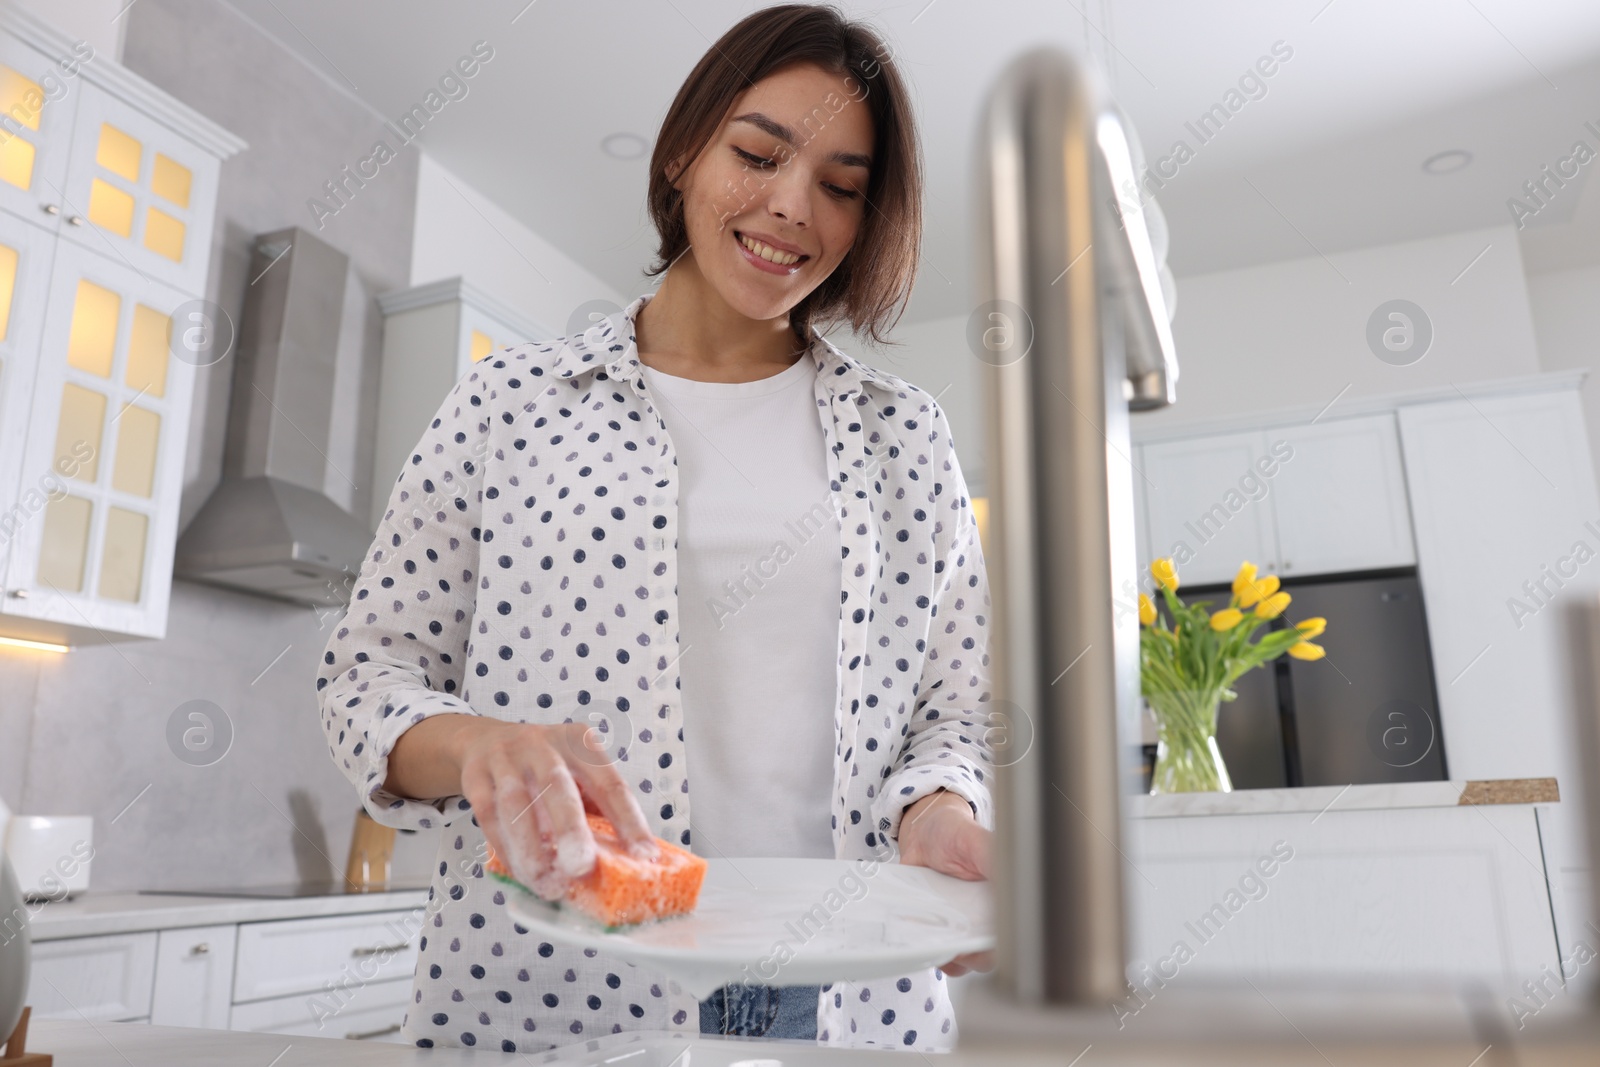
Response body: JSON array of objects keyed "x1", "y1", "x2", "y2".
[
  {"x1": 602, "y1": 133, "x2": 648, "y2": 160},
  {"x1": 1422, "y1": 149, "x2": 1472, "y2": 175}
]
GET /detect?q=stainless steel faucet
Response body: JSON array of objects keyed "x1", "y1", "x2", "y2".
[
  {"x1": 974, "y1": 46, "x2": 1178, "y2": 1007},
  {"x1": 968, "y1": 46, "x2": 1600, "y2": 1063}
]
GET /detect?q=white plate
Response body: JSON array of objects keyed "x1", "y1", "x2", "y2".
[{"x1": 501, "y1": 857, "x2": 993, "y2": 998}]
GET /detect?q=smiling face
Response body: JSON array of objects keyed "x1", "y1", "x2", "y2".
[{"x1": 667, "y1": 61, "x2": 875, "y2": 324}]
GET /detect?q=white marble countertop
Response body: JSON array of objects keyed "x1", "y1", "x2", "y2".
[
  {"x1": 25, "y1": 1019, "x2": 587, "y2": 1065},
  {"x1": 20, "y1": 1021, "x2": 774, "y2": 1066},
  {"x1": 1128, "y1": 777, "x2": 1559, "y2": 819},
  {"x1": 28, "y1": 779, "x2": 1558, "y2": 940},
  {"x1": 26, "y1": 885, "x2": 430, "y2": 940},
  {"x1": 23, "y1": 1000, "x2": 1600, "y2": 1065},
  {"x1": 26, "y1": 779, "x2": 1555, "y2": 938}
]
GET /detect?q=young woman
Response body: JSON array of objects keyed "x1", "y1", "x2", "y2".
[{"x1": 318, "y1": 3, "x2": 995, "y2": 1053}]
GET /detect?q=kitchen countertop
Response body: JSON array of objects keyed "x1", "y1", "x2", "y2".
[
  {"x1": 29, "y1": 779, "x2": 1556, "y2": 938},
  {"x1": 1128, "y1": 776, "x2": 1559, "y2": 818},
  {"x1": 22, "y1": 1022, "x2": 736, "y2": 1067},
  {"x1": 24, "y1": 998, "x2": 1600, "y2": 1065},
  {"x1": 25, "y1": 885, "x2": 431, "y2": 941}
]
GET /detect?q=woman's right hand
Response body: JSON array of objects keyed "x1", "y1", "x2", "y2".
[{"x1": 452, "y1": 719, "x2": 658, "y2": 900}]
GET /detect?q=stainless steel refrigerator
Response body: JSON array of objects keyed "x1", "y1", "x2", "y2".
[{"x1": 1150, "y1": 569, "x2": 1449, "y2": 789}]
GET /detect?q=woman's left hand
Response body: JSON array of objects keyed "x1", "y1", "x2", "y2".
[{"x1": 896, "y1": 789, "x2": 995, "y2": 977}]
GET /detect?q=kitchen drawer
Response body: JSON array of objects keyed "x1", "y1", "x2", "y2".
[
  {"x1": 151, "y1": 923, "x2": 237, "y2": 1028},
  {"x1": 232, "y1": 908, "x2": 421, "y2": 1003},
  {"x1": 228, "y1": 976, "x2": 411, "y2": 1042},
  {"x1": 29, "y1": 931, "x2": 157, "y2": 1021}
]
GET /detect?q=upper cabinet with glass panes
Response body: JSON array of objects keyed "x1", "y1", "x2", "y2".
[
  {"x1": 0, "y1": 32, "x2": 86, "y2": 232},
  {"x1": 55, "y1": 80, "x2": 223, "y2": 294},
  {"x1": 0, "y1": 7, "x2": 243, "y2": 647},
  {"x1": 1, "y1": 241, "x2": 195, "y2": 643},
  {"x1": 371, "y1": 278, "x2": 548, "y2": 531},
  {"x1": 0, "y1": 11, "x2": 240, "y2": 289}
]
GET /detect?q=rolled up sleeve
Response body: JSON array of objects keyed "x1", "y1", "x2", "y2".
[
  {"x1": 315, "y1": 366, "x2": 493, "y2": 831},
  {"x1": 875, "y1": 398, "x2": 996, "y2": 843}
]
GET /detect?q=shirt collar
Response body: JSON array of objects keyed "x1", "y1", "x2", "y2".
[{"x1": 544, "y1": 290, "x2": 899, "y2": 400}]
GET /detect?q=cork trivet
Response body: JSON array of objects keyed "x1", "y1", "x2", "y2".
[{"x1": 1457, "y1": 778, "x2": 1559, "y2": 805}]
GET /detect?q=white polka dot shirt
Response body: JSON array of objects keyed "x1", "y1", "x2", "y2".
[{"x1": 317, "y1": 291, "x2": 995, "y2": 1053}]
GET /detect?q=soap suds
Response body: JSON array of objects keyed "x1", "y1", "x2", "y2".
[
  {"x1": 552, "y1": 825, "x2": 598, "y2": 879},
  {"x1": 507, "y1": 823, "x2": 597, "y2": 901}
]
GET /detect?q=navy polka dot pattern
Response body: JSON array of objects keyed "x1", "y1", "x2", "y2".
[{"x1": 316, "y1": 292, "x2": 994, "y2": 1052}]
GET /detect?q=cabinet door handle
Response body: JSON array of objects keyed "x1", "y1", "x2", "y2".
[
  {"x1": 189, "y1": 942, "x2": 210, "y2": 956},
  {"x1": 40, "y1": 203, "x2": 59, "y2": 215},
  {"x1": 8, "y1": 589, "x2": 28, "y2": 599},
  {"x1": 345, "y1": 1022, "x2": 402, "y2": 1041},
  {"x1": 66, "y1": 215, "x2": 84, "y2": 226},
  {"x1": 351, "y1": 942, "x2": 410, "y2": 958}
]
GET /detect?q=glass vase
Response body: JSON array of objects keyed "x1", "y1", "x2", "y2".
[{"x1": 1146, "y1": 688, "x2": 1233, "y2": 794}]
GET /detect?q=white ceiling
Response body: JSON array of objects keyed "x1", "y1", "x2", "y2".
[{"x1": 222, "y1": 0, "x2": 1600, "y2": 323}]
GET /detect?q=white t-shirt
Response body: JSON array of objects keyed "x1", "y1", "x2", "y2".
[{"x1": 637, "y1": 351, "x2": 840, "y2": 860}]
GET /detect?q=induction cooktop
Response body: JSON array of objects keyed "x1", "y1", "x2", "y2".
[{"x1": 138, "y1": 880, "x2": 430, "y2": 899}]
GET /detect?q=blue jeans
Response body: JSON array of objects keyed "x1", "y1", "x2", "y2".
[{"x1": 699, "y1": 982, "x2": 820, "y2": 1039}]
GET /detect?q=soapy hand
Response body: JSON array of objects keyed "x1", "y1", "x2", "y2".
[
  {"x1": 456, "y1": 721, "x2": 658, "y2": 901},
  {"x1": 897, "y1": 789, "x2": 995, "y2": 977}
]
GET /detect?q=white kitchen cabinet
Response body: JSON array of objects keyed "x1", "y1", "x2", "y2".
[
  {"x1": 29, "y1": 898, "x2": 425, "y2": 1042},
  {"x1": 233, "y1": 909, "x2": 421, "y2": 1004},
  {"x1": 371, "y1": 276, "x2": 548, "y2": 530},
  {"x1": 1135, "y1": 414, "x2": 1416, "y2": 585},
  {"x1": 0, "y1": 5, "x2": 244, "y2": 646},
  {"x1": 55, "y1": 79, "x2": 223, "y2": 296},
  {"x1": 28, "y1": 930, "x2": 157, "y2": 1021},
  {"x1": 230, "y1": 908, "x2": 420, "y2": 1043},
  {"x1": 150, "y1": 923, "x2": 237, "y2": 1029},
  {"x1": 0, "y1": 31, "x2": 86, "y2": 233},
  {"x1": 1269, "y1": 413, "x2": 1416, "y2": 576},
  {"x1": 1139, "y1": 430, "x2": 1281, "y2": 587},
  {"x1": 1, "y1": 240, "x2": 196, "y2": 641},
  {"x1": 1396, "y1": 382, "x2": 1600, "y2": 971},
  {"x1": 0, "y1": 209, "x2": 59, "y2": 580},
  {"x1": 228, "y1": 976, "x2": 412, "y2": 1043},
  {"x1": 456, "y1": 296, "x2": 538, "y2": 380},
  {"x1": 1126, "y1": 792, "x2": 1562, "y2": 989}
]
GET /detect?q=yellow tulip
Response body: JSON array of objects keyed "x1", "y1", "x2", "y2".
[
  {"x1": 1295, "y1": 617, "x2": 1328, "y2": 640},
  {"x1": 1209, "y1": 608, "x2": 1244, "y2": 631},
  {"x1": 1139, "y1": 593, "x2": 1156, "y2": 626},
  {"x1": 1151, "y1": 557, "x2": 1179, "y2": 592},
  {"x1": 1254, "y1": 591, "x2": 1292, "y2": 619},
  {"x1": 1288, "y1": 640, "x2": 1326, "y2": 660},
  {"x1": 1237, "y1": 574, "x2": 1280, "y2": 608},
  {"x1": 1231, "y1": 561, "x2": 1258, "y2": 598}
]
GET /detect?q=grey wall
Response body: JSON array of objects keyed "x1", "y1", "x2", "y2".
[{"x1": 0, "y1": 0, "x2": 438, "y2": 890}]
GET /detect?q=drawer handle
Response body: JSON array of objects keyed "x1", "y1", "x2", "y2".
[
  {"x1": 67, "y1": 214, "x2": 84, "y2": 227},
  {"x1": 40, "y1": 203, "x2": 59, "y2": 215},
  {"x1": 190, "y1": 942, "x2": 210, "y2": 956},
  {"x1": 345, "y1": 1022, "x2": 402, "y2": 1041},
  {"x1": 351, "y1": 942, "x2": 410, "y2": 958}
]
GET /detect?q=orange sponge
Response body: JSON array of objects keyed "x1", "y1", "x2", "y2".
[{"x1": 486, "y1": 813, "x2": 707, "y2": 929}]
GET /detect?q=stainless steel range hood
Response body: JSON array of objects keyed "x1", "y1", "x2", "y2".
[{"x1": 174, "y1": 227, "x2": 373, "y2": 607}]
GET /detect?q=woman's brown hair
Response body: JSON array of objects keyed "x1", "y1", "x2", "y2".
[{"x1": 644, "y1": 3, "x2": 921, "y2": 349}]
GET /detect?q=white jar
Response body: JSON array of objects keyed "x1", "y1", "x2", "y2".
[{"x1": 5, "y1": 817, "x2": 93, "y2": 901}]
